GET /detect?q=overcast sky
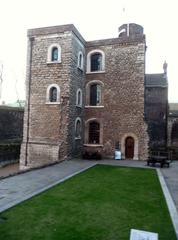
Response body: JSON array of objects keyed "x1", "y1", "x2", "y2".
[{"x1": 0, "y1": 0, "x2": 177, "y2": 103}]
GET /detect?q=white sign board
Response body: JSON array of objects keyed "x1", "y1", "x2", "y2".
[{"x1": 130, "y1": 229, "x2": 158, "y2": 240}]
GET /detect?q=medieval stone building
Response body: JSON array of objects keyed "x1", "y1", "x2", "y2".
[{"x1": 20, "y1": 23, "x2": 168, "y2": 169}]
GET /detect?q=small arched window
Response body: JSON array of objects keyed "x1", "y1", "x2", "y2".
[
  {"x1": 51, "y1": 47, "x2": 58, "y2": 61},
  {"x1": 75, "y1": 118, "x2": 82, "y2": 139},
  {"x1": 91, "y1": 53, "x2": 102, "y2": 72},
  {"x1": 87, "y1": 50, "x2": 105, "y2": 73},
  {"x1": 89, "y1": 121, "x2": 100, "y2": 144},
  {"x1": 76, "y1": 88, "x2": 82, "y2": 107},
  {"x1": 47, "y1": 44, "x2": 61, "y2": 63},
  {"x1": 49, "y1": 87, "x2": 57, "y2": 102},
  {"x1": 46, "y1": 84, "x2": 60, "y2": 104},
  {"x1": 77, "y1": 51, "x2": 84, "y2": 70},
  {"x1": 90, "y1": 84, "x2": 101, "y2": 106},
  {"x1": 86, "y1": 80, "x2": 104, "y2": 107}
]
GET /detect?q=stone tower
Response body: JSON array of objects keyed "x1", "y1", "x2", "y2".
[{"x1": 20, "y1": 25, "x2": 85, "y2": 169}]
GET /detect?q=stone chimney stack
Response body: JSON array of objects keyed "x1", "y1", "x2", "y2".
[{"x1": 163, "y1": 61, "x2": 168, "y2": 75}]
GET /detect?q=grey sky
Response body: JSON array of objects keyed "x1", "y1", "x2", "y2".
[{"x1": 0, "y1": 0, "x2": 177, "y2": 103}]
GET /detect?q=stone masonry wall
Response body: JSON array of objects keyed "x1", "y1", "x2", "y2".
[
  {"x1": 20, "y1": 30, "x2": 74, "y2": 169},
  {"x1": 67, "y1": 34, "x2": 85, "y2": 157},
  {"x1": 84, "y1": 39, "x2": 149, "y2": 160},
  {"x1": 145, "y1": 87, "x2": 168, "y2": 149},
  {"x1": 0, "y1": 106, "x2": 24, "y2": 142}
]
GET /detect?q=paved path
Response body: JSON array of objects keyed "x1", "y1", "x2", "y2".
[
  {"x1": 161, "y1": 161, "x2": 178, "y2": 210},
  {"x1": 0, "y1": 160, "x2": 96, "y2": 213}
]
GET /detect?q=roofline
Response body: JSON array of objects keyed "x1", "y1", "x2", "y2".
[
  {"x1": 27, "y1": 24, "x2": 146, "y2": 47},
  {"x1": 86, "y1": 35, "x2": 146, "y2": 47},
  {"x1": 0, "y1": 106, "x2": 24, "y2": 111},
  {"x1": 145, "y1": 85, "x2": 168, "y2": 88},
  {"x1": 27, "y1": 24, "x2": 86, "y2": 45}
]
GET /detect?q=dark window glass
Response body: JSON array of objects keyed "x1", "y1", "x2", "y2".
[
  {"x1": 79, "y1": 53, "x2": 82, "y2": 68},
  {"x1": 89, "y1": 121, "x2": 100, "y2": 144},
  {"x1": 77, "y1": 90, "x2": 81, "y2": 105},
  {"x1": 91, "y1": 53, "x2": 102, "y2": 71},
  {"x1": 90, "y1": 84, "x2": 101, "y2": 106},
  {"x1": 49, "y1": 87, "x2": 57, "y2": 102},
  {"x1": 51, "y1": 47, "x2": 58, "y2": 61},
  {"x1": 76, "y1": 120, "x2": 81, "y2": 138}
]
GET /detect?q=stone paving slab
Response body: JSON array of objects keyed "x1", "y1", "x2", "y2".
[
  {"x1": 0, "y1": 160, "x2": 96, "y2": 213},
  {"x1": 160, "y1": 161, "x2": 178, "y2": 210}
]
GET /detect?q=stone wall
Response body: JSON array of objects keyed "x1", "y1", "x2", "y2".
[
  {"x1": 67, "y1": 33, "x2": 85, "y2": 157},
  {"x1": 20, "y1": 28, "x2": 76, "y2": 169},
  {"x1": 145, "y1": 86, "x2": 168, "y2": 149},
  {"x1": 0, "y1": 106, "x2": 24, "y2": 142},
  {"x1": 84, "y1": 37, "x2": 149, "y2": 160}
]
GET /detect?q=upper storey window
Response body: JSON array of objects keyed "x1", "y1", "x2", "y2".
[
  {"x1": 91, "y1": 53, "x2": 102, "y2": 71},
  {"x1": 76, "y1": 88, "x2": 82, "y2": 107},
  {"x1": 46, "y1": 84, "x2": 60, "y2": 104},
  {"x1": 90, "y1": 84, "x2": 101, "y2": 106},
  {"x1": 77, "y1": 51, "x2": 84, "y2": 70},
  {"x1": 87, "y1": 49, "x2": 105, "y2": 73},
  {"x1": 85, "y1": 80, "x2": 104, "y2": 107},
  {"x1": 49, "y1": 87, "x2": 57, "y2": 102},
  {"x1": 47, "y1": 44, "x2": 61, "y2": 63},
  {"x1": 51, "y1": 47, "x2": 58, "y2": 61}
]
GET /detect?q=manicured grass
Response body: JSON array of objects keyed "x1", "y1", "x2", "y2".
[{"x1": 0, "y1": 165, "x2": 176, "y2": 240}]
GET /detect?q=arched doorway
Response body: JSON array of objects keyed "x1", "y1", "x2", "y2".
[{"x1": 125, "y1": 137, "x2": 134, "y2": 159}]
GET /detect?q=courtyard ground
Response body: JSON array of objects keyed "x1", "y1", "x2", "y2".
[{"x1": 0, "y1": 165, "x2": 176, "y2": 240}]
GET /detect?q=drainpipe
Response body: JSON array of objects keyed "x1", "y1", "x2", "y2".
[{"x1": 25, "y1": 36, "x2": 34, "y2": 166}]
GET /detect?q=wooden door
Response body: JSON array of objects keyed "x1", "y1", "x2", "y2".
[{"x1": 125, "y1": 137, "x2": 134, "y2": 159}]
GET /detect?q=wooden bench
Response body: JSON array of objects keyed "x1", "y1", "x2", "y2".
[{"x1": 147, "y1": 151, "x2": 171, "y2": 168}]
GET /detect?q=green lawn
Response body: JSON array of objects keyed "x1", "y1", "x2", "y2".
[{"x1": 0, "y1": 165, "x2": 176, "y2": 240}]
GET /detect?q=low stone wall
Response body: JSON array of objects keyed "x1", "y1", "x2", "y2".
[
  {"x1": 0, "y1": 106, "x2": 24, "y2": 166},
  {"x1": 0, "y1": 143, "x2": 21, "y2": 166},
  {"x1": 0, "y1": 106, "x2": 24, "y2": 142}
]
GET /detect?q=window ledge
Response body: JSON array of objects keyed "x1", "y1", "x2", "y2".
[
  {"x1": 77, "y1": 66, "x2": 84, "y2": 71},
  {"x1": 75, "y1": 137, "x2": 81, "y2": 140},
  {"x1": 86, "y1": 70, "x2": 105, "y2": 74},
  {"x1": 83, "y1": 144, "x2": 103, "y2": 147},
  {"x1": 85, "y1": 105, "x2": 104, "y2": 108},
  {"x1": 76, "y1": 105, "x2": 82, "y2": 108},
  {"x1": 45, "y1": 102, "x2": 60, "y2": 105},
  {"x1": 47, "y1": 61, "x2": 61, "y2": 64}
]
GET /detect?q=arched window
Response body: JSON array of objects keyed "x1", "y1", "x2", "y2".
[
  {"x1": 77, "y1": 51, "x2": 84, "y2": 70},
  {"x1": 47, "y1": 44, "x2": 61, "y2": 63},
  {"x1": 46, "y1": 84, "x2": 60, "y2": 104},
  {"x1": 49, "y1": 87, "x2": 57, "y2": 102},
  {"x1": 75, "y1": 117, "x2": 82, "y2": 138},
  {"x1": 89, "y1": 121, "x2": 100, "y2": 144},
  {"x1": 90, "y1": 84, "x2": 101, "y2": 106},
  {"x1": 87, "y1": 49, "x2": 105, "y2": 73},
  {"x1": 51, "y1": 47, "x2": 58, "y2": 61},
  {"x1": 76, "y1": 88, "x2": 82, "y2": 107},
  {"x1": 91, "y1": 53, "x2": 102, "y2": 71},
  {"x1": 86, "y1": 80, "x2": 104, "y2": 107}
]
